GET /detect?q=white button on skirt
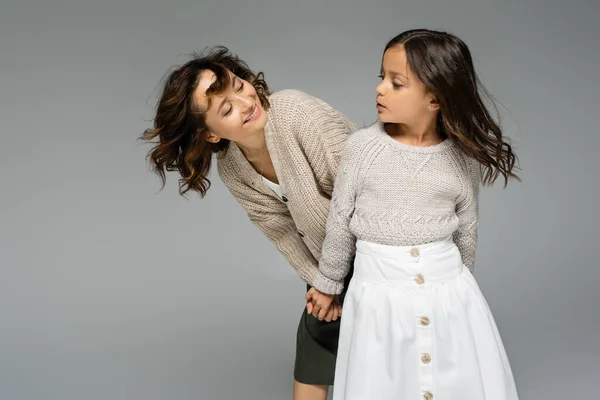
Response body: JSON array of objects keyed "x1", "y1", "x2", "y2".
[{"x1": 332, "y1": 238, "x2": 519, "y2": 400}]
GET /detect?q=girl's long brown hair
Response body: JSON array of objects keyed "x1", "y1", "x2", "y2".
[
  {"x1": 141, "y1": 46, "x2": 270, "y2": 197},
  {"x1": 386, "y1": 29, "x2": 520, "y2": 186}
]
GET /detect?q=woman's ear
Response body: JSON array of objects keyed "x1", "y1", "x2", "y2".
[{"x1": 205, "y1": 130, "x2": 221, "y2": 144}]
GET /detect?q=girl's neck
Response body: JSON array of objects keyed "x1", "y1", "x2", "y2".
[{"x1": 385, "y1": 120, "x2": 444, "y2": 147}]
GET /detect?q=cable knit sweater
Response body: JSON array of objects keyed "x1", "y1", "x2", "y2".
[
  {"x1": 216, "y1": 90, "x2": 358, "y2": 286},
  {"x1": 313, "y1": 121, "x2": 481, "y2": 295}
]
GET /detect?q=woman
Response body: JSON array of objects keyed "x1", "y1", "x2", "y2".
[{"x1": 142, "y1": 46, "x2": 357, "y2": 400}]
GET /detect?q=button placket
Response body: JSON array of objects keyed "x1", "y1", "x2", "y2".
[
  {"x1": 414, "y1": 249, "x2": 434, "y2": 399},
  {"x1": 415, "y1": 274, "x2": 425, "y2": 285},
  {"x1": 410, "y1": 247, "x2": 420, "y2": 258},
  {"x1": 410, "y1": 247, "x2": 424, "y2": 285}
]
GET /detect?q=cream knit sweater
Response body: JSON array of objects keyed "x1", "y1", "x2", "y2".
[
  {"x1": 312, "y1": 122, "x2": 481, "y2": 295},
  {"x1": 216, "y1": 90, "x2": 358, "y2": 285}
]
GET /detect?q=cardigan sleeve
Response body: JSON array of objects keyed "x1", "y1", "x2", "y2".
[{"x1": 217, "y1": 159, "x2": 319, "y2": 284}]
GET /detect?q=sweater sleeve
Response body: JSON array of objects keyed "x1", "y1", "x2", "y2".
[
  {"x1": 269, "y1": 90, "x2": 358, "y2": 196},
  {"x1": 218, "y1": 164, "x2": 318, "y2": 284},
  {"x1": 453, "y1": 157, "x2": 480, "y2": 272},
  {"x1": 311, "y1": 134, "x2": 368, "y2": 294},
  {"x1": 296, "y1": 98, "x2": 358, "y2": 196}
]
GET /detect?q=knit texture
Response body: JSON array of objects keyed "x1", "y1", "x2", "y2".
[
  {"x1": 217, "y1": 90, "x2": 358, "y2": 285},
  {"x1": 313, "y1": 122, "x2": 480, "y2": 294}
]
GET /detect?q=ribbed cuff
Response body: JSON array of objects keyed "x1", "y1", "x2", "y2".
[{"x1": 311, "y1": 270, "x2": 344, "y2": 295}]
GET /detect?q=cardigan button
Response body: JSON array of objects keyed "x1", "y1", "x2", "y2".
[
  {"x1": 298, "y1": 230, "x2": 305, "y2": 238},
  {"x1": 281, "y1": 195, "x2": 288, "y2": 202}
]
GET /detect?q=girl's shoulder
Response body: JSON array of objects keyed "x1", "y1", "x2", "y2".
[
  {"x1": 446, "y1": 143, "x2": 481, "y2": 185},
  {"x1": 346, "y1": 122, "x2": 386, "y2": 150},
  {"x1": 335, "y1": 122, "x2": 388, "y2": 170}
]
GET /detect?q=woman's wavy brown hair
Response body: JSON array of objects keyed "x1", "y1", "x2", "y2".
[
  {"x1": 386, "y1": 29, "x2": 520, "y2": 186},
  {"x1": 141, "y1": 46, "x2": 270, "y2": 197}
]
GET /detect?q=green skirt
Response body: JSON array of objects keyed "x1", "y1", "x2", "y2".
[{"x1": 293, "y1": 268, "x2": 353, "y2": 386}]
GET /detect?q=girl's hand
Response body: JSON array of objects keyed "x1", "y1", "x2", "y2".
[{"x1": 305, "y1": 288, "x2": 341, "y2": 321}]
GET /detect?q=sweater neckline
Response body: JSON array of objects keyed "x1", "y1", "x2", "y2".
[{"x1": 373, "y1": 121, "x2": 452, "y2": 154}]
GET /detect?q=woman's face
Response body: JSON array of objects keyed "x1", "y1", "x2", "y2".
[{"x1": 194, "y1": 68, "x2": 268, "y2": 144}]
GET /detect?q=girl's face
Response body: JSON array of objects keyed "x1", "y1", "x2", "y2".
[
  {"x1": 376, "y1": 45, "x2": 438, "y2": 126},
  {"x1": 194, "y1": 68, "x2": 268, "y2": 144}
]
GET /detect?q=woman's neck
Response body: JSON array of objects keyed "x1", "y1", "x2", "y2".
[
  {"x1": 236, "y1": 129, "x2": 278, "y2": 183},
  {"x1": 237, "y1": 129, "x2": 268, "y2": 162}
]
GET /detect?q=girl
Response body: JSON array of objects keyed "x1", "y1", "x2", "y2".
[
  {"x1": 142, "y1": 47, "x2": 357, "y2": 400},
  {"x1": 306, "y1": 29, "x2": 520, "y2": 399}
]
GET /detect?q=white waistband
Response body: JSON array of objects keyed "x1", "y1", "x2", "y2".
[
  {"x1": 356, "y1": 236, "x2": 455, "y2": 259},
  {"x1": 353, "y1": 237, "x2": 465, "y2": 286}
]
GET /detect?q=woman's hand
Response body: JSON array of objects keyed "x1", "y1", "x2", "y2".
[{"x1": 305, "y1": 288, "x2": 341, "y2": 322}]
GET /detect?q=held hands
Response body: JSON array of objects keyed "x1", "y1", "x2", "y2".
[{"x1": 305, "y1": 287, "x2": 342, "y2": 322}]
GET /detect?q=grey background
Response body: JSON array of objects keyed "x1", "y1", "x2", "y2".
[{"x1": 1, "y1": 0, "x2": 598, "y2": 399}]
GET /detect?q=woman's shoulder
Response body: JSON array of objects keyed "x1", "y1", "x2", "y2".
[
  {"x1": 215, "y1": 147, "x2": 236, "y2": 179},
  {"x1": 268, "y1": 89, "x2": 319, "y2": 105},
  {"x1": 215, "y1": 144, "x2": 247, "y2": 184},
  {"x1": 267, "y1": 89, "x2": 338, "y2": 119}
]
